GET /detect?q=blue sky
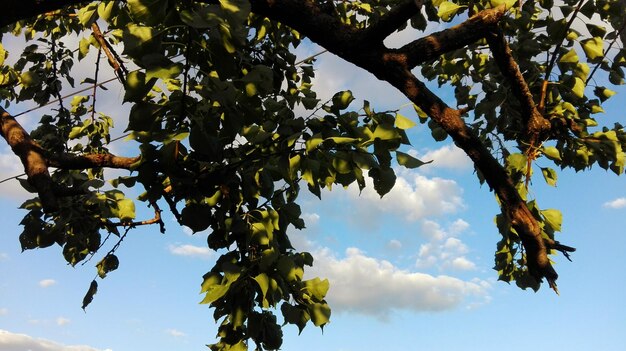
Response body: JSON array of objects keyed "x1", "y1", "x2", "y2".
[{"x1": 1, "y1": 24, "x2": 626, "y2": 351}]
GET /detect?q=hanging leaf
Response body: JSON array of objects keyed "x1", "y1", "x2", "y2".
[
  {"x1": 96, "y1": 255, "x2": 120, "y2": 278},
  {"x1": 82, "y1": 280, "x2": 98, "y2": 310},
  {"x1": 395, "y1": 113, "x2": 416, "y2": 130},
  {"x1": 396, "y1": 151, "x2": 430, "y2": 169},
  {"x1": 540, "y1": 167, "x2": 558, "y2": 187}
]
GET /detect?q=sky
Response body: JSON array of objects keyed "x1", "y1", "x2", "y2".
[{"x1": 1, "y1": 11, "x2": 626, "y2": 351}]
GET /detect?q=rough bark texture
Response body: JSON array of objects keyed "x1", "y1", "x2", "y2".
[
  {"x1": 0, "y1": 107, "x2": 138, "y2": 211},
  {"x1": 0, "y1": 107, "x2": 58, "y2": 212},
  {"x1": 0, "y1": 0, "x2": 579, "y2": 287}
]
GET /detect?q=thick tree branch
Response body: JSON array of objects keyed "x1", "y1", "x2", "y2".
[
  {"x1": 486, "y1": 28, "x2": 550, "y2": 145},
  {"x1": 0, "y1": 107, "x2": 138, "y2": 212},
  {"x1": 0, "y1": 107, "x2": 58, "y2": 212},
  {"x1": 47, "y1": 153, "x2": 140, "y2": 169},
  {"x1": 251, "y1": 0, "x2": 563, "y2": 286},
  {"x1": 398, "y1": 5, "x2": 507, "y2": 68},
  {"x1": 361, "y1": 0, "x2": 423, "y2": 43}
]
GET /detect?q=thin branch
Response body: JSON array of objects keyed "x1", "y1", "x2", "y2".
[
  {"x1": 539, "y1": 0, "x2": 586, "y2": 112},
  {"x1": 91, "y1": 22, "x2": 127, "y2": 85},
  {"x1": 112, "y1": 201, "x2": 165, "y2": 233},
  {"x1": 91, "y1": 47, "x2": 102, "y2": 121}
]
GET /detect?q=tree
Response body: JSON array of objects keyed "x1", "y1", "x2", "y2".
[{"x1": 1, "y1": 0, "x2": 624, "y2": 349}]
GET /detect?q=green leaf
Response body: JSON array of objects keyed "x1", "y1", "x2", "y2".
[
  {"x1": 254, "y1": 273, "x2": 270, "y2": 299},
  {"x1": 123, "y1": 71, "x2": 157, "y2": 103},
  {"x1": 281, "y1": 303, "x2": 310, "y2": 334},
  {"x1": 181, "y1": 203, "x2": 212, "y2": 232},
  {"x1": 372, "y1": 124, "x2": 399, "y2": 141},
  {"x1": 437, "y1": 2, "x2": 464, "y2": 22},
  {"x1": 142, "y1": 54, "x2": 183, "y2": 80},
  {"x1": 559, "y1": 49, "x2": 578, "y2": 64},
  {"x1": 369, "y1": 167, "x2": 396, "y2": 197},
  {"x1": 396, "y1": 151, "x2": 430, "y2": 169},
  {"x1": 96, "y1": 254, "x2": 120, "y2": 278},
  {"x1": 540, "y1": 167, "x2": 558, "y2": 187},
  {"x1": 308, "y1": 302, "x2": 331, "y2": 327},
  {"x1": 0, "y1": 43, "x2": 6, "y2": 67},
  {"x1": 82, "y1": 280, "x2": 98, "y2": 311},
  {"x1": 395, "y1": 113, "x2": 416, "y2": 130},
  {"x1": 581, "y1": 37, "x2": 604, "y2": 60},
  {"x1": 507, "y1": 153, "x2": 527, "y2": 174},
  {"x1": 127, "y1": 102, "x2": 161, "y2": 131},
  {"x1": 594, "y1": 86, "x2": 617, "y2": 102},
  {"x1": 541, "y1": 209, "x2": 562, "y2": 232},
  {"x1": 303, "y1": 277, "x2": 329, "y2": 301},
  {"x1": 115, "y1": 198, "x2": 136, "y2": 222},
  {"x1": 331, "y1": 90, "x2": 354, "y2": 111},
  {"x1": 571, "y1": 77, "x2": 585, "y2": 98},
  {"x1": 541, "y1": 146, "x2": 562, "y2": 161},
  {"x1": 127, "y1": 0, "x2": 167, "y2": 25}
]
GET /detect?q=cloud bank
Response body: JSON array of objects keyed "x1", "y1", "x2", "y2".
[{"x1": 0, "y1": 330, "x2": 111, "y2": 351}]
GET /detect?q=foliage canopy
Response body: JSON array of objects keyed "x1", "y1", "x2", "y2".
[{"x1": 1, "y1": 0, "x2": 625, "y2": 349}]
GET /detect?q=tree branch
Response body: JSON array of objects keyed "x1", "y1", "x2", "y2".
[
  {"x1": 361, "y1": 0, "x2": 423, "y2": 43},
  {"x1": 47, "y1": 153, "x2": 140, "y2": 170},
  {"x1": 398, "y1": 5, "x2": 507, "y2": 68},
  {"x1": 485, "y1": 28, "x2": 550, "y2": 145},
  {"x1": 251, "y1": 0, "x2": 564, "y2": 287},
  {"x1": 0, "y1": 107, "x2": 58, "y2": 212}
]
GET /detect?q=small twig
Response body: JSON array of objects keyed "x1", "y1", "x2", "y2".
[
  {"x1": 91, "y1": 22, "x2": 127, "y2": 85},
  {"x1": 111, "y1": 201, "x2": 164, "y2": 232},
  {"x1": 539, "y1": 0, "x2": 586, "y2": 112},
  {"x1": 90, "y1": 47, "x2": 102, "y2": 121}
]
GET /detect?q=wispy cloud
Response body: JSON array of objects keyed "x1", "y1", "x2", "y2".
[
  {"x1": 56, "y1": 317, "x2": 70, "y2": 326},
  {"x1": 603, "y1": 197, "x2": 626, "y2": 209},
  {"x1": 165, "y1": 328, "x2": 186, "y2": 337},
  {"x1": 0, "y1": 329, "x2": 112, "y2": 351},
  {"x1": 168, "y1": 244, "x2": 214, "y2": 259},
  {"x1": 306, "y1": 247, "x2": 490, "y2": 319},
  {"x1": 0, "y1": 308, "x2": 7, "y2": 316},
  {"x1": 38, "y1": 279, "x2": 57, "y2": 288}
]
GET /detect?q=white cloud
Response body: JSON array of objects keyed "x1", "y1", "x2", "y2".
[
  {"x1": 168, "y1": 244, "x2": 214, "y2": 259},
  {"x1": 165, "y1": 329, "x2": 186, "y2": 337},
  {"x1": 450, "y1": 257, "x2": 476, "y2": 271},
  {"x1": 341, "y1": 170, "x2": 465, "y2": 226},
  {"x1": 306, "y1": 248, "x2": 489, "y2": 318},
  {"x1": 0, "y1": 253, "x2": 8, "y2": 261},
  {"x1": 303, "y1": 212, "x2": 320, "y2": 226},
  {"x1": 0, "y1": 150, "x2": 30, "y2": 201},
  {"x1": 0, "y1": 308, "x2": 7, "y2": 316},
  {"x1": 414, "y1": 144, "x2": 472, "y2": 171},
  {"x1": 38, "y1": 279, "x2": 57, "y2": 288},
  {"x1": 0, "y1": 329, "x2": 112, "y2": 351},
  {"x1": 387, "y1": 239, "x2": 402, "y2": 250},
  {"x1": 415, "y1": 220, "x2": 477, "y2": 271},
  {"x1": 56, "y1": 317, "x2": 70, "y2": 326},
  {"x1": 603, "y1": 197, "x2": 626, "y2": 209}
]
